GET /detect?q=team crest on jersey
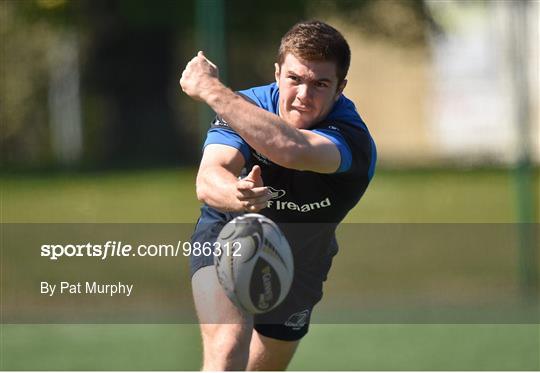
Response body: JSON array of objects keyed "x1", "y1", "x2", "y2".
[
  {"x1": 268, "y1": 186, "x2": 286, "y2": 199},
  {"x1": 213, "y1": 117, "x2": 229, "y2": 127},
  {"x1": 285, "y1": 309, "x2": 310, "y2": 330}
]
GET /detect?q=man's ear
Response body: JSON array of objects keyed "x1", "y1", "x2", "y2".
[
  {"x1": 335, "y1": 79, "x2": 347, "y2": 100},
  {"x1": 274, "y1": 63, "x2": 280, "y2": 86}
]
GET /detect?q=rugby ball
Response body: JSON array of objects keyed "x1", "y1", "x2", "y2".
[{"x1": 214, "y1": 213, "x2": 294, "y2": 314}]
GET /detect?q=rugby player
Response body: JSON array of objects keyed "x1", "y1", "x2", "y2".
[{"x1": 180, "y1": 20, "x2": 376, "y2": 370}]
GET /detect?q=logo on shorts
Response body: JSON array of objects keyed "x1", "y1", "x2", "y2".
[
  {"x1": 285, "y1": 309, "x2": 310, "y2": 330},
  {"x1": 268, "y1": 186, "x2": 286, "y2": 199}
]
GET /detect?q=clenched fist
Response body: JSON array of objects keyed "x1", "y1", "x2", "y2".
[{"x1": 179, "y1": 51, "x2": 220, "y2": 101}]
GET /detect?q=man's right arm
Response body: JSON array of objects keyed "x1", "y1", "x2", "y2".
[{"x1": 196, "y1": 144, "x2": 271, "y2": 212}]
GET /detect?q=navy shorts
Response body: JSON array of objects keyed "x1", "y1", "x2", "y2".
[{"x1": 190, "y1": 206, "x2": 334, "y2": 341}]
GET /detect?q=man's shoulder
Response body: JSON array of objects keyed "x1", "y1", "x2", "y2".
[
  {"x1": 315, "y1": 95, "x2": 376, "y2": 179},
  {"x1": 315, "y1": 97, "x2": 371, "y2": 145},
  {"x1": 210, "y1": 83, "x2": 277, "y2": 129},
  {"x1": 238, "y1": 83, "x2": 279, "y2": 113},
  {"x1": 325, "y1": 95, "x2": 368, "y2": 131},
  {"x1": 238, "y1": 82, "x2": 278, "y2": 97}
]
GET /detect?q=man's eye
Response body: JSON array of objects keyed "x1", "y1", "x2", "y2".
[
  {"x1": 315, "y1": 82, "x2": 328, "y2": 88},
  {"x1": 288, "y1": 75, "x2": 299, "y2": 82}
]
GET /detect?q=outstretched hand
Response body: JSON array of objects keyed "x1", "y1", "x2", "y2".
[
  {"x1": 179, "y1": 51, "x2": 220, "y2": 101},
  {"x1": 236, "y1": 165, "x2": 271, "y2": 212}
]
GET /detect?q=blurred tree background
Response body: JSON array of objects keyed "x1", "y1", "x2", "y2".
[{"x1": 0, "y1": 0, "x2": 437, "y2": 170}]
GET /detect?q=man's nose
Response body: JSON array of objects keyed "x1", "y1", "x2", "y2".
[{"x1": 297, "y1": 84, "x2": 311, "y2": 101}]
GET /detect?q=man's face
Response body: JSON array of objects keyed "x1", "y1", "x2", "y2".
[{"x1": 275, "y1": 53, "x2": 346, "y2": 129}]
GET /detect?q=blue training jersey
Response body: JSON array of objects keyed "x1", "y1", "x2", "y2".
[{"x1": 201, "y1": 82, "x2": 376, "y2": 259}]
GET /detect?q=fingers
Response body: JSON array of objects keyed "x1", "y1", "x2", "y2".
[
  {"x1": 241, "y1": 193, "x2": 271, "y2": 212},
  {"x1": 242, "y1": 165, "x2": 263, "y2": 187},
  {"x1": 236, "y1": 185, "x2": 269, "y2": 199},
  {"x1": 244, "y1": 201, "x2": 268, "y2": 213},
  {"x1": 182, "y1": 51, "x2": 213, "y2": 77},
  {"x1": 243, "y1": 165, "x2": 261, "y2": 182},
  {"x1": 235, "y1": 165, "x2": 268, "y2": 212},
  {"x1": 179, "y1": 51, "x2": 220, "y2": 100},
  {"x1": 236, "y1": 181, "x2": 272, "y2": 212},
  {"x1": 197, "y1": 51, "x2": 218, "y2": 69}
]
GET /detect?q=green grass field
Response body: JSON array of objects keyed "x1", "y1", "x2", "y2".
[
  {"x1": 2, "y1": 168, "x2": 533, "y2": 223},
  {"x1": 1, "y1": 324, "x2": 537, "y2": 370},
  {"x1": 1, "y1": 168, "x2": 538, "y2": 370}
]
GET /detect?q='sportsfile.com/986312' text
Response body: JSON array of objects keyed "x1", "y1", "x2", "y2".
[{"x1": 40, "y1": 240, "x2": 242, "y2": 261}]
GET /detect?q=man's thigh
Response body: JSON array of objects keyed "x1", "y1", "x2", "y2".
[
  {"x1": 192, "y1": 266, "x2": 254, "y2": 370},
  {"x1": 191, "y1": 265, "x2": 251, "y2": 324}
]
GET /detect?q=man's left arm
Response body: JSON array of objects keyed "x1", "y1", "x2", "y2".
[{"x1": 180, "y1": 52, "x2": 342, "y2": 174}]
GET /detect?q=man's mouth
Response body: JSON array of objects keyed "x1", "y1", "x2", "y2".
[{"x1": 292, "y1": 105, "x2": 310, "y2": 112}]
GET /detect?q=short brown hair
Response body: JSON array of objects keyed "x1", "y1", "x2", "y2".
[{"x1": 277, "y1": 20, "x2": 351, "y2": 84}]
